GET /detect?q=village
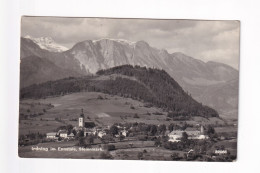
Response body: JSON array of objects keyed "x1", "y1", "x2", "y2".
[
  {"x1": 46, "y1": 109, "x2": 209, "y2": 143},
  {"x1": 18, "y1": 103, "x2": 237, "y2": 161}
]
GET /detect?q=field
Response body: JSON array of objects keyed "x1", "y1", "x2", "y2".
[
  {"x1": 18, "y1": 139, "x2": 182, "y2": 160},
  {"x1": 19, "y1": 91, "x2": 237, "y2": 161},
  {"x1": 19, "y1": 92, "x2": 170, "y2": 135},
  {"x1": 19, "y1": 92, "x2": 229, "y2": 135}
]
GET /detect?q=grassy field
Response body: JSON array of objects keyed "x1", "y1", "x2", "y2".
[
  {"x1": 19, "y1": 92, "x2": 170, "y2": 135},
  {"x1": 18, "y1": 91, "x2": 237, "y2": 160},
  {"x1": 19, "y1": 91, "x2": 228, "y2": 136},
  {"x1": 18, "y1": 138, "x2": 180, "y2": 160}
]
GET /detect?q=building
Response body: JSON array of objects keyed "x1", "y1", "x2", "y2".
[
  {"x1": 67, "y1": 133, "x2": 75, "y2": 139},
  {"x1": 79, "y1": 109, "x2": 85, "y2": 128},
  {"x1": 46, "y1": 132, "x2": 58, "y2": 139},
  {"x1": 58, "y1": 130, "x2": 68, "y2": 138},
  {"x1": 84, "y1": 121, "x2": 96, "y2": 128},
  {"x1": 168, "y1": 125, "x2": 208, "y2": 142},
  {"x1": 120, "y1": 129, "x2": 128, "y2": 137},
  {"x1": 98, "y1": 131, "x2": 106, "y2": 138},
  {"x1": 84, "y1": 128, "x2": 97, "y2": 136},
  {"x1": 168, "y1": 130, "x2": 183, "y2": 142},
  {"x1": 185, "y1": 127, "x2": 201, "y2": 140},
  {"x1": 78, "y1": 109, "x2": 96, "y2": 129}
]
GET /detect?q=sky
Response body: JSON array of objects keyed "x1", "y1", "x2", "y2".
[{"x1": 21, "y1": 17, "x2": 240, "y2": 69}]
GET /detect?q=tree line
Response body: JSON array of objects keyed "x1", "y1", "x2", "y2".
[{"x1": 20, "y1": 65, "x2": 218, "y2": 118}]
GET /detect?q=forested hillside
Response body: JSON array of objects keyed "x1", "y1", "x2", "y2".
[{"x1": 20, "y1": 65, "x2": 219, "y2": 118}]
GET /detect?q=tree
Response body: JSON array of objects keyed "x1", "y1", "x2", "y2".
[
  {"x1": 104, "y1": 144, "x2": 116, "y2": 151},
  {"x1": 77, "y1": 130, "x2": 84, "y2": 138},
  {"x1": 102, "y1": 134, "x2": 114, "y2": 143},
  {"x1": 86, "y1": 135, "x2": 94, "y2": 145},
  {"x1": 66, "y1": 124, "x2": 74, "y2": 134},
  {"x1": 137, "y1": 152, "x2": 143, "y2": 160},
  {"x1": 158, "y1": 124, "x2": 166, "y2": 134},
  {"x1": 119, "y1": 134, "x2": 125, "y2": 141},
  {"x1": 100, "y1": 152, "x2": 113, "y2": 159},
  {"x1": 206, "y1": 125, "x2": 217, "y2": 139},
  {"x1": 207, "y1": 125, "x2": 215, "y2": 135},
  {"x1": 97, "y1": 95, "x2": 103, "y2": 99},
  {"x1": 72, "y1": 129, "x2": 77, "y2": 136},
  {"x1": 78, "y1": 137, "x2": 86, "y2": 146},
  {"x1": 149, "y1": 125, "x2": 157, "y2": 136},
  {"x1": 133, "y1": 113, "x2": 139, "y2": 118},
  {"x1": 181, "y1": 132, "x2": 188, "y2": 142},
  {"x1": 168, "y1": 123, "x2": 175, "y2": 131},
  {"x1": 129, "y1": 143, "x2": 133, "y2": 148},
  {"x1": 171, "y1": 152, "x2": 181, "y2": 160},
  {"x1": 154, "y1": 138, "x2": 161, "y2": 147},
  {"x1": 109, "y1": 125, "x2": 119, "y2": 136}
]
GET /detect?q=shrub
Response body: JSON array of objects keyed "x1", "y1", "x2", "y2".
[
  {"x1": 103, "y1": 144, "x2": 116, "y2": 151},
  {"x1": 133, "y1": 113, "x2": 140, "y2": 118},
  {"x1": 97, "y1": 95, "x2": 103, "y2": 99},
  {"x1": 100, "y1": 152, "x2": 113, "y2": 159}
]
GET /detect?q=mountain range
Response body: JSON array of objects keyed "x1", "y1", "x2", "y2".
[
  {"x1": 24, "y1": 35, "x2": 68, "y2": 52},
  {"x1": 20, "y1": 36, "x2": 239, "y2": 119},
  {"x1": 20, "y1": 65, "x2": 219, "y2": 118}
]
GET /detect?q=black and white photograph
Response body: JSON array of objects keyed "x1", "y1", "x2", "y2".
[{"x1": 18, "y1": 17, "x2": 240, "y2": 161}]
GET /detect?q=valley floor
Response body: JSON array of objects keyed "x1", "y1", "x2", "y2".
[{"x1": 18, "y1": 92, "x2": 237, "y2": 161}]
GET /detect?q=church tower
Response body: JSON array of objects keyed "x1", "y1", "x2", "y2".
[
  {"x1": 200, "y1": 125, "x2": 204, "y2": 135},
  {"x1": 79, "y1": 109, "x2": 85, "y2": 128}
]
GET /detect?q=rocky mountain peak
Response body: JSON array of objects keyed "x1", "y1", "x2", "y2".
[{"x1": 23, "y1": 35, "x2": 68, "y2": 52}]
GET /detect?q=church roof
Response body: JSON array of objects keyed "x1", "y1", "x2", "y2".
[{"x1": 80, "y1": 109, "x2": 85, "y2": 117}]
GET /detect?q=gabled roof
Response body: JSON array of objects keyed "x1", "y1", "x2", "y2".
[
  {"x1": 168, "y1": 130, "x2": 184, "y2": 135},
  {"x1": 46, "y1": 132, "x2": 57, "y2": 136},
  {"x1": 59, "y1": 130, "x2": 67, "y2": 134},
  {"x1": 185, "y1": 127, "x2": 199, "y2": 131}
]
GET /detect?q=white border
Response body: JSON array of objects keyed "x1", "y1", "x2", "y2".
[{"x1": 1, "y1": 0, "x2": 260, "y2": 173}]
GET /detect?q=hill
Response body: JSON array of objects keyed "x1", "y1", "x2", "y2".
[
  {"x1": 20, "y1": 37, "x2": 88, "y2": 87},
  {"x1": 20, "y1": 37, "x2": 238, "y2": 119},
  {"x1": 20, "y1": 56, "x2": 81, "y2": 88},
  {"x1": 20, "y1": 65, "x2": 218, "y2": 118}
]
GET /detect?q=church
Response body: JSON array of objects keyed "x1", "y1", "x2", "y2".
[{"x1": 78, "y1": 109, "x2": 96, "y2": 136}]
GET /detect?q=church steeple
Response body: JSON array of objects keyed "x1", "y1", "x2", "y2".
[
  {"x1": 200, "y1": 125, "x2": 204, "y2": 134},
  {"x1": 79, "y1": 109, "x2": 85, "y2": 127}
]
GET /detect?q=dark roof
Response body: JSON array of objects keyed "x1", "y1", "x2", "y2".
[
  {"x1": 84, "y1": 121, "x2": 95, "y2": 128},
  {"x1": 185, "y1": 127, "x2": 199, "y2": 131}
]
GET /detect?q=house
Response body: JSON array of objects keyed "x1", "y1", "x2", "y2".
[
  {"x1": 168, "y1": 126, "x2": 208, "y2": 142},
  {"x1": 168, "y1": 130, "x2": 183, "y2": 142},
  {"x1": 58, "y1": 130, "x2": 68, "y2": 138},
  {"x1": 120, "y1": 129, "x2": 128, "y2": 137},
  {"x1": 46, "y1": 132, "x2": 58, "y2": 139},
  {"x1": 67, "y1": 133, "x2": 75, "y2": 139},
  {"x1": 185, "y1": 127, "x2": 201, "y2": 140},
  {"x1": 84, "y1": 128, "x2": 96, "y2": 136},
  {"x1": 198, "y1": 134, "x2": 209, "y2": 139},
  {"x1": 98, "y1": 131, "x2": 106, "y2": 138}
]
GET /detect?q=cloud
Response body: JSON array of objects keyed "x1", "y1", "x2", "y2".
[{"x1": 21, "y1": 17, "x2": 240, "y2": 69}]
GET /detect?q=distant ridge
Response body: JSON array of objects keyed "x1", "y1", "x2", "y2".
[
  {"x1": 20, "y1": 37, "x2": 238, "y2": 119},
  {"x1": 24, "y1": 35, "x2": 68, "y2": 52},
  {"x1": 21, "y1": 65, "x2": 219, "y2": 118}
]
